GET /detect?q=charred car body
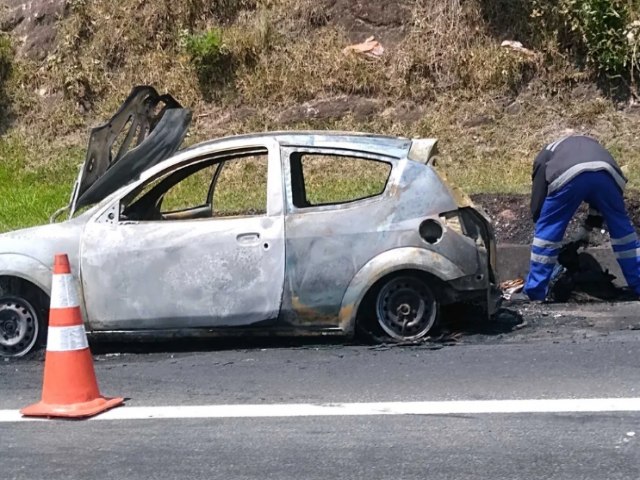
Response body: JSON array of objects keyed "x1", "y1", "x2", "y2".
[{"x1": 0, "y1": 86, "x2": 499, "y2": 357}]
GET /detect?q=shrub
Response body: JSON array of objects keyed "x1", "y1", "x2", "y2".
[
  {"x1": 186, "y1": 29, "x2": 223, "y2": 59},
  {"x1": 185, "y1": 29, "x2": 233, "y2": 100},
  {"x1": 185, "y1": 11, "x2": 277, "y2": 101},
  {"x1": 531, "y1": 0, "x2": 636, "y2": 81}
]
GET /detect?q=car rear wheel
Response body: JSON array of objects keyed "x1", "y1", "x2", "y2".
[
  {"x1": 0, "y1": 294, "x2": 47, "y2": 358},
  {"x1": 374, "y1": 276, "x2": 438, "y2": 341}
]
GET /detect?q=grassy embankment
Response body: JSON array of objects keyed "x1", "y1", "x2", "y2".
[{"x1": 2, "y1": 0, "x2": 640, "y2": 231}]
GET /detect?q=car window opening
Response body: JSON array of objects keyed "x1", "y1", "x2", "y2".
[
  {"x1": 289, "y1": 152, "x2": 391, "y2": 209},
  {"x1": 120, "y1": 148, "x2": 268, "y2": 222}
]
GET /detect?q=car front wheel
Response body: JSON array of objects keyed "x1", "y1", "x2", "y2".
[
  {"x1": 0, "y1": 294, "x2": 47, "y2": 358},
  {"x1": 374, "y1": 276, "x2": 438, "y2": 341}
]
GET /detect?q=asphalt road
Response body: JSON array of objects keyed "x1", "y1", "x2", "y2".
[{"x1": 1, "y1": 302, "x2": 640, "y2": 479}]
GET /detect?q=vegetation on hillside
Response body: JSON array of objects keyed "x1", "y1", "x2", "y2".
[{"x1": 2, "y1": 0, "x2": 640, "y2": 230}]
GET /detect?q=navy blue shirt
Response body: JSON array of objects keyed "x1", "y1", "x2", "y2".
[{"x1": 530, "y1": 136, "x2": 626, "y2": 221}]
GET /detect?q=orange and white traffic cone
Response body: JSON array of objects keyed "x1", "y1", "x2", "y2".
[{"x1": 21, "y1": 253, "x2": 124, "y2": 418}]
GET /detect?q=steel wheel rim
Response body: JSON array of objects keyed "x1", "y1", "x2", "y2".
[
  {"x1": 0, "y1": 297, "x2": 39, "y2": 357},
  {"x1": 375, "y1": 277, "x2": 436, "y2": 340}
]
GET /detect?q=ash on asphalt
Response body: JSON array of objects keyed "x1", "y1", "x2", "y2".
[
  {"x1": 88, "y1": 335, "x2": 350, "y2": 356},
  {"x1": 82, "y1": 304, "x2": 523, "y2": 356},
  {"x1": 77, "y1": 300, "x2": 640, "y2": 357}
]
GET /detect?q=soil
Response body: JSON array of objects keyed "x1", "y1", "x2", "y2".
[
  {"x1": 277, "y1": 96, "x2": 382, "y2": 124},
  {"x1": 471, "y1": 192, "x2": 640, "y2": 245}
]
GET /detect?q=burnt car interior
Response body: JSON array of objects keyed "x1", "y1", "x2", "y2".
[{"x1": 120, "y1": 147, "x2": 268, "y2": 221}]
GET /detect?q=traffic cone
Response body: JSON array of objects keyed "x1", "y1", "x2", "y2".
[{"x1": 21, "y1": 254, "x2": 124, "y2": 418}]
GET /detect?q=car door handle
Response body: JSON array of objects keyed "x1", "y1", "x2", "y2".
[{"x1": 236, "y1": 232, "x2": 261, "y2": 245}]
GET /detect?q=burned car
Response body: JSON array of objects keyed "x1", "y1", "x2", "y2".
[{"x1": 0, "y1": 86, "x2": 499, "y2": 357}]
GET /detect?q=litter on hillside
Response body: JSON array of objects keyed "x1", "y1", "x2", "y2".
[
  {"x1": 501, "y1": 40, "x2": 536, "y2": 57},
  {"x1": 343, "y1": 36, "x2": 385, "y2": 58}
]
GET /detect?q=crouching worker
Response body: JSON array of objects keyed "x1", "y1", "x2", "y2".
[{"x1": 524, "y1": 134, "x2": 640, "y2": 301}]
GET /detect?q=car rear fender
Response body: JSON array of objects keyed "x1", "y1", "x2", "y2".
[
  {"x1": 337, "y1": 247, "x2": 465, "y2": 334},
  {"x1": 0, "y1": 254, "x2": 52, "y2": 296}
]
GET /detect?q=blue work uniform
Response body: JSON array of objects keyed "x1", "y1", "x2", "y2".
[{"x1": 524, "y1": 135, "x2": 640, "y2": 300}]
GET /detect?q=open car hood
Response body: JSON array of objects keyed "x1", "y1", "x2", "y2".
[{"x1": 66, "y1": 85, "x2": 192, "y2": 216}]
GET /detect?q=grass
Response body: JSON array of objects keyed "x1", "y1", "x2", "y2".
[{"x1": 0, "y1": 136, "x2": 84, "y2": 231}]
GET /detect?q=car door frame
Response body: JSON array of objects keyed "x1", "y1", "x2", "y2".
[
  {"x1": 278, "y1": 145, "x2": 398, "y2": 329},
  {"x1": 78, "y1": 138, "x2": 287, "y2": 331}
]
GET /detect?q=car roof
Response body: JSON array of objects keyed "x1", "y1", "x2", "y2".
[{"x1": 182, "y1": 130, "x2": 413, "y2": 159}]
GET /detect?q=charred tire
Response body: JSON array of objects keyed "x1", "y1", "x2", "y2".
[
  {"x1": 0, "y1": 291, "x2": 48, "y2": 358},
  {"x1": 374, "y1": 275, "x2": 439, "y2": 341}
]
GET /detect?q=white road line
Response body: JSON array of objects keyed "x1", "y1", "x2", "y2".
[{"x1": 1, "y1": 398, "x2": 640, "y2": 422}]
